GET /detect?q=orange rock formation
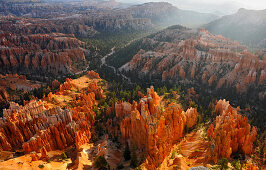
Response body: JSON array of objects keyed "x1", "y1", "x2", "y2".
[
  {"x1": 207, "y1": 99, "x2": 257, "y2": 163},
  {"x1": 121, "y1": 27, "x2": 265, "y2": 96},
  {"x1": 0, "y1": 72, "x2": 104, "y2": 161},
  {"x1": 0, "y1": 33, "x2": 86, "y2": 76},
  {"x1": 109, "y1": 86, "x2": 198, "y2": 169}
]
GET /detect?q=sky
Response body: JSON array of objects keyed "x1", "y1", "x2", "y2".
[{"x1": 117, "y1": 0, "x2": 266, "y2": 15}]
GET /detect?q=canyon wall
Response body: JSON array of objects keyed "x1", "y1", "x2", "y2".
[
  {"x1": 0, "y1": 32, "x2": 85, "y2": 76},
  {"x1": 120, "y1": 27, "x2": 266, "y2": 95}
]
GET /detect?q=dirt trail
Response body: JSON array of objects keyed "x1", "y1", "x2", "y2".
[
  {"x1": 75, "y1": 136, "x2": 122, "y2": 169},
  {"x1": 159, "y1": 129, "x2": 210, "y2": 169},
  {"x1": 180, "y1": 129, "x2": 209, "y2": 166}
]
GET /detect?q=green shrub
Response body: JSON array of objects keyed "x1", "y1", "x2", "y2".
[
  {"x1": 171, "y1": 150, "x2": 176, "y2": 159},
  {"x1": 231, "y1": 160, "x2": 241, "y2": 170},
  {"x1": 124, "y1": 142, "x2": 131, "y2": 161},
  {"x1": 218, "y1": 158, "x2": 229, "y2": 170},
  {"x1": 61, "y1": 152, "x2": 68, "y2": 160},
  {"x1": 38, "y1": 164, "x2": 44, "y2": 169}
]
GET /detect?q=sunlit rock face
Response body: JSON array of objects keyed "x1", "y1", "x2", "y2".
[
  {"x1": 207, "y1": 99, "x2": 257, "y2": 163},
  {"x1": 0, "y1": 32, "x2": 85, "y2": 76},
  {"x1": 0, "y1": 72, "x2": 105, "y2": 159},
  {"x1": 110, "y1": 86, "x2": 198, "y2": 169},
  {"x1": 0, "y1": 100, "x2": 91, "y2": 155},
  {"x1": 120, "y1": 26, "x2": 265, "y2": 95}
]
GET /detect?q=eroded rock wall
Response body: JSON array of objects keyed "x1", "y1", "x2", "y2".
[
  {"x1": 121, "y1": 27, "x2": 266, "y2": 95},
  {"x1": 207, "y1": 99, "x2": 257, "y2": 163},
  {"x1": 109, "y1": 86, "x2": 198, "y2": 169},
  {"x1": 0, "y1": 33, "x2": 85, "y2": 76}
]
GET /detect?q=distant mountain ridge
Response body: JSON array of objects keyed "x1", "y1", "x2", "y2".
[
  {"x1": 205, "y1": 8, "x2": 266, "y2": 48},
  {"x1": 0, "y1": 1, "x2": 219, "y2": 30},
  {"x1": 128, "y1": 2, "x2": 218, "y2": 28},
  {"x1": 0, "y1": 0, "x2": 41, "y2": 2}
]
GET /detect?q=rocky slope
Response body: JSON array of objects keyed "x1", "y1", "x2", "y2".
[
  {"x1": 0, "y1": 71, "x2": 104, "y2": 162},
  {"x1": 205, "y1": 8, "x2": 266, "y2": 48},
  {"x1": 127, "y1": 2, "x2": 218, "y2": 28},
  {"x1": 0, "y1": 32, "x2": 86, "y2": 77},
  {"x1": 0, "y1": 74, "x2": 41, "y2": 102},
  {"x1": 109, "y1": 25, "x2": 266, "y2": 129},
  {"x1": 0, "y1": 0, "x2": 79, "y2": 18},
  {"x1": 0, "y1": 71, "x2": 261, "y2": 169},
  {"x1": 107, "y1": 86, "x2": 198, "y2": 169},
  {"x1": 119, "y1": 26, "x2": 265, "y2": 94},
  {"x1": 207, "y1": 99, "x2": 257, "y2": 163},
  {"x1": 155, "y1": 99, "x2": 259, "y2": 169},
  {"x1": 0, "y1": 2, "x2": 153, "y2": 33},
  {"x1": 0, "y1": 1, "x2": 217, "y2": 34},
  {"x1": 0, "y1": 16, "x2": 98, "y2": 38}
]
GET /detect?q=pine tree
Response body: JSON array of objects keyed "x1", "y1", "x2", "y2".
[{"x1": 123, "y1": 142, "x2": 131, "y2": 161}]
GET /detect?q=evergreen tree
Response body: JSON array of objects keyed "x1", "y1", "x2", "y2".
[
  {"x1": 123, "y1": 142, "x2": 131, "y2": 161},
  {"x1": 218, "y1": 158, "x2": 229, "y2": 170}
]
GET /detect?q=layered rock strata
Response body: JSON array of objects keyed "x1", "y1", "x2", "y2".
[
  {"x1": 0, "y1": 100, "x2": 92, "y2": 157},
  {"x1": 0, "y1": 32, "x2": 85, "y2": 76}
]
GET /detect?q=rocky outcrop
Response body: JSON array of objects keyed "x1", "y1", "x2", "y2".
[
  {"x1": 0, "y1": 101, "x2": 73, "y2": 152},
  {"x1": 109, "y1": 86, "x2": 198, "y2": 169},
  {"x1": 52, "y1": 79, "x2": 60, "y2": 89},
  {"x1": 87, "y1": 70, "x2": 100, "y2": 79},
  {"x1": 0, "y1": 16, "x2": 97, "y2": 38},
  {"x1": 0, "y1": 74, "x2": 41, "y2": 102},
  {"x1": 0, "y1": 10, "x2": 151, "y2": 35},
  {"x1": 58, "y1": 74, "x2": 104, "y2": 100},
  {"x1": 0, "y1": 72, "x2": 104, "y2": 157},
  {"x1": 0, "y1": 100, "x2": 93, "y2": 155},
  {"x1": 207, "y1": 100, "x2": 257, "y2": 163}
]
